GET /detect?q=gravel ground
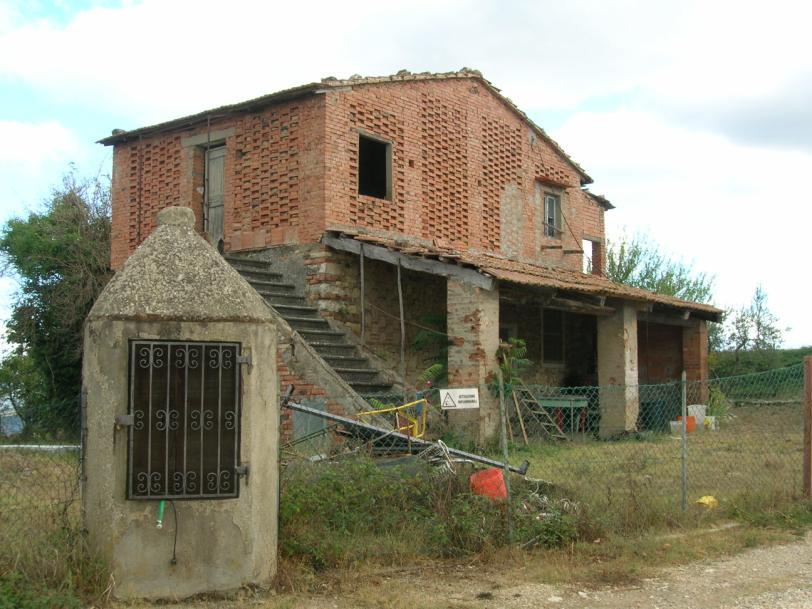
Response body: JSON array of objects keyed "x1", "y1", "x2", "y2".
[{"x1": 124, "y1": 532, "x2": 812, "y2": 609}]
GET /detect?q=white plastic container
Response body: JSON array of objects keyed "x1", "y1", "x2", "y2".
[
  {"x1": 669, "y1": 420, "x2": 682, "y2": 435},
  {"x1": 687, "y1": 404, "x2": 707, "y2": 428}
]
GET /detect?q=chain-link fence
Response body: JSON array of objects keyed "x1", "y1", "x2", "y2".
[
  {"x1": 284, "y1": 363, "x2": 806, "y2": 537},
  {"x1": 1, "y1": 364, "x2": 808, "y2": 573},
  {"x1": 0, "y1": 401, "x2": 82, "y2": 571}
]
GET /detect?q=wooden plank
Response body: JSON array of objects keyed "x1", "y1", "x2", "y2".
[
  {"x1": 547, "y1": 296, "x2": 615, "y2": 317},
  {"x1": 323, "y1": 233, "x2": 494, "y2": 290}
]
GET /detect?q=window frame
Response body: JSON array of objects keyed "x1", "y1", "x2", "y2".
[
  {"x1": 357, "y1": 131, "x2": 393, "y2": 201},
  {"x1": 543, "y1": 192, "x2": 563, "y2": 239}
]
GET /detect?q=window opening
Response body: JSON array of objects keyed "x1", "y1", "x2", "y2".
[
  {"x1": 542, "y1": 309, "x2": 564, "y2": 363},
  {"x1": 544, "y1": 193, "x2": 562, "y2": 238},
  {"x1": 358, "y1": 134, "x2": 391, "y2": 200},
  {"x1": 127, "y1": 340, "x2": 241, "y2": 500}
]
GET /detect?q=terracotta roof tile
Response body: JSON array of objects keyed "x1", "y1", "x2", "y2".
[
  {"x1": 97, "y1": 68, "x2": 591, "y2": 183},
  {"x1": 330, "y1": 230, "x2": 721, "y2": 317}
]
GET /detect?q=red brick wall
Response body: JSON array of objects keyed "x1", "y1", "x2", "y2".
[
  {"x1": 638, "y1": 322, "x2": 684, "y2": 384},
  {"x1": 110, "y1": 77, "x2": 605, "y2": 272},
  {"x1": 110, "y1": 96, "x2": 325, "y2": 269},
  {"x1": 323, "y1": 77, "x2": 605, "y2": 270}
]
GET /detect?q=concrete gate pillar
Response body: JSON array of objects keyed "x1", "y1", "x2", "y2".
[
  {"x1": 82, "y1": 207, "x2": 277, "y2": 600},
  {"x1": 597, "y1": 302, "x2": 640, "y2": 437},
  {"x1": 446, "y1": 278, "x2": 500, "y2": 444}
]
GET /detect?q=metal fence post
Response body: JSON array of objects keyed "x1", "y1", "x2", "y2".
[
  {"x1": 496, "y1": 367, "x2": 514, "y2": 543},
  {"x1": 680, "y1": 370, "x2": 688, "y2": 512},
  {"x1": 804, "y1": 356, "x2": 812, "y2": 497}
]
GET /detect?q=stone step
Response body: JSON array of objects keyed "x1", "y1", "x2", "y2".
[
  {"x1": 334, "y1": 367, "x2": 381, "y2": 383},
  {"x1": 223, "y1": 255, "x2": 268, "y2": 269},
  {"x1": 248, "y1": 279, "x2": 297, "y2": 292},
  {"x1": 235, "y1": 267, "x2": 284, "y2": 281},
  {"x1": 272, "y1": 303, "x2": 320, "y2": 317},
  {"x1": 351, "y1": 381, "x2": 396, "y2": 395},
  {"x1": 261, "y1": 292, "x2": 307, "y2": 305},
  {"x1": 297, "y1": 328, "x2": 348, "y2": 344},
  {"x1": 309, "y1": 342, "x2": 360, "y2": 357},
  {"x1": 322, "y1": 355, "x2": 371, "y2": 369},
  {"x1": 284, "y1": 316, "x2": 332, "y2": 331}
]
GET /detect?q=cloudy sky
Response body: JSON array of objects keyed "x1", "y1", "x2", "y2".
[{"x1": 1, "y1": 0, "x2": 811, "y2": 346}]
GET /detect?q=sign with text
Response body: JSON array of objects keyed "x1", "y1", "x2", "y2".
[{"x1": 439, "y1": 388, "x2": 480, "y2": 410}]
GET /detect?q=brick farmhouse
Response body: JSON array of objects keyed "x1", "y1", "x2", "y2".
[{"x1": 100, "y1": 69, "x2": 721, "y2": 441}]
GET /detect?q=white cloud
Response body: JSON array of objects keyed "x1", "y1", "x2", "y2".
[
  {"x1": 0, "y1": 120, "x2": 86, "y2": 212},
  {"x1": 554, "y1": 109, "x2": 812, "y2": 347}
]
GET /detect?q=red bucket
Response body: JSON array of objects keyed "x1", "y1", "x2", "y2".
[{"x1": 469, "y1": 467, "x2": 507, "y2": 500}]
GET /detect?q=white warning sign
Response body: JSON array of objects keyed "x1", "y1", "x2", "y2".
[{"x1": 439, "y1": 388, "x2": 480, "y2": 410}]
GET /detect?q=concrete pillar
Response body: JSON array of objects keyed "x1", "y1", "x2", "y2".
[
  {"x1": 597, "y1": 303, "x2": 640, "y2": 437},
  {"x1": 683, "y1": 319, "x2": 709, "y2": 403},
  {"x1": 446, "y1": 279, "x2": 500, "y2": 444}
]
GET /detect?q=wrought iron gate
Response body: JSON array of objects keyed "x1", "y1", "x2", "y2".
[{"x1": 127, "y1": 341, "x2": 242, "y2": 499}]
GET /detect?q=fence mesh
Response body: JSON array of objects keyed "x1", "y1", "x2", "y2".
[
  {"x1": 286, "y1": 364, "x2": 806, "y2": 533},
  {"x1": 0, "y1": 365, "x2": 807, "y2": 570},
  {"x1": 0, "y1": 401, "x2": 81, "y2": 567}
]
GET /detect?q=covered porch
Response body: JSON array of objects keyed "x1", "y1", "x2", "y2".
[{"x1": 320, "y1": 230, "x2": 722, "y2": 443}]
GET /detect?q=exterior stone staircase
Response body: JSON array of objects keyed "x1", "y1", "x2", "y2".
[{"x1": 225, "y1": 254, "x2": 394, "y2": 395}]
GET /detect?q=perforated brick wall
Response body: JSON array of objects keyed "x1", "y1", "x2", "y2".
[
  {"x1": 111, "y1": 76, "x2": 607, "y2": 273},
  {"x1": 420, "y1": 93, "x2": 470, "y2": 245},
  {"x1": 110, "y1": 97, "x2": 324, "y2": 269}
]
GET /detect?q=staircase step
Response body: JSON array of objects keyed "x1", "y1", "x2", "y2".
[
  {"x1": 310, "y1": 342, "x2": 360, "y2": 357},
  {"x1": 297, "y1": 329, "x2": 348, "y2": 344},
  {"x1": 285, "y1": 317, "x2": 332, "y2": 331},
  {"x1": 262, "y1": 292, "x2": 307, "y2": 305},
  {"x1": 273, "y1": 303, "x2": 320, "y2": 317},
  {"x1": 236, "y1": 267, "x2": 284, "y2": 281},
  {"x1": 352, "y1": 382, "x2": 396, "y2": 394},
  {"x1": 249, "y1": 280, "x2": 297, "y2": 292},
  {"x1": 334, "y1": 368, "x2": 381, "y2": 383},
  {"x1": 223, "y1": 255, "x2": 268, "y2": 269},
  {"x1": 322, "y1": 355, "x2": 370, "y2": 368}
]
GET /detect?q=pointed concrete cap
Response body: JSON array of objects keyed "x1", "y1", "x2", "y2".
[{"x1": 88, "y1": 206, "x2": 273, "y2": 322}]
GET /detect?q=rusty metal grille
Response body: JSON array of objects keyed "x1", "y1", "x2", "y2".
[{"x1": 127, "y1": 341, "x2": 241, "y2": 500}]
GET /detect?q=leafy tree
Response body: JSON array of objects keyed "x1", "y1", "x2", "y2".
[
  {"x1": 0, "y1": 170, "x2": 111, "y2": 438},
  {"x1": 605, "y1": 232, "x2": 715, "y2": 303},
  {"x1": 718, "y1": 285, "x2": 786, "y2": 375}
]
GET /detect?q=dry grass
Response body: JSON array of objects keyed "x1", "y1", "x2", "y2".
[{"x1": 511, "y1": 403, "x2": 804, "y2": 534}]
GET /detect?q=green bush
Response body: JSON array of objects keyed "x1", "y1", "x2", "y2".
[
  {"x1": 280, "y1": 459, "x2": 576, "y2": 569},
  {"x1": 0, "y1": 574, "x2": 81, "y2": 609}
]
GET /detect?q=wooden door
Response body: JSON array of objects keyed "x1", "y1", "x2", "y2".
[{"x1": 205, "y1": 146, "x2": 225, "y2": 248}]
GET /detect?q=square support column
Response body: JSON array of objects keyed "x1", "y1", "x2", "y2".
[
  {"x1": 446, "y1": 279, "x2": 500, "y2": 444},
  {"x1": 597, "y1": 302, "x2": 640, "y2": 437},
  {"x1": 683, "y1": 319, "x2": 709, "y2": 404}
]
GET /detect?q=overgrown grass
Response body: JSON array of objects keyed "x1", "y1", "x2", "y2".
[
  {"x1": 0, "y1": 449, "x2": 107, "y2": 609},
  {"x1": 279, "y1": 459, "x2": 577, "y2": 573},
  {"x1": 507, "y1": 402, "x2": 804, "y2": 535}
]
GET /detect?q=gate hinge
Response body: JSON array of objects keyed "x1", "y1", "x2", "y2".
[
  {"x1": 115, "y1": 414, "x2": 134, "y2": 428},
  {"x1": 235, "y1": 463, "x2": 249, "y2": 485},
  {"x1": 237, "y1": 353, "x2": 253, "y2": 372}
]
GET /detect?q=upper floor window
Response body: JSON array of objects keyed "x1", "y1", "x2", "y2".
[
  {"x1": 358, "y1": 133, "x2": 392, "y2": 200},
  {"x1": 544, "y1": 193, "x2": 562, "y2": 238}
]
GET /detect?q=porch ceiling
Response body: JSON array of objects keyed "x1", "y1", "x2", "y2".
[{"x1": 322, "y1": 230, "x2": 723, "y2": 322}]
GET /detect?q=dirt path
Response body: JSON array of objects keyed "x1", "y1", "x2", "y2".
[{"x1": 128, "y1": 533, "x2": 812, "y2": 609}]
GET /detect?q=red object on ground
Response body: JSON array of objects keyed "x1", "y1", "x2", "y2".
[
  {"x1": 469, "y1": 467, "x2": 507, "y2": 500},
  {"x1": 677, "y1": 415, "x2": 696, "y2": 433}
]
